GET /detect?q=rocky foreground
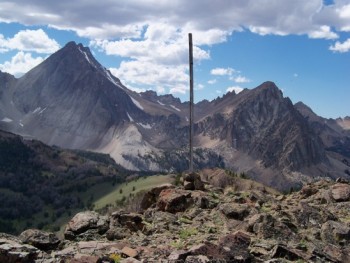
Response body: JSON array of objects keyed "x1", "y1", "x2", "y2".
[{"x1": 1, "y1": 170, "x2": 350, "y2": 262}]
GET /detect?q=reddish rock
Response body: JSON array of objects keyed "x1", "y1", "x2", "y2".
[
  {"x1": 300, "y1": 185, "x2": 318, "y2": 198},
  {"x1": 157, "y1": 188, "x2": 193, "y2": 213},
  {"x1": 139, "y1": 184, "x2": 174, "y2": 211},
  {"x1": 121, "y1": 246, "x2": 139, "y2": 258}
]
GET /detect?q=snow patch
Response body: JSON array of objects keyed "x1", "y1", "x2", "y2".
[
  {"x1": 19, "y1": 121, "x2": 24, "y2": 127},
  {"x1": 33, "y1": 107, "x2": 41, "y2": 114},
  {"x1": 1, "y1": 117, "x2": 13, "y2": 123},
  {"x1": 138, "y1": 123, "x2": 152, "y2": 129},
  {"x1": 157, "y1": 100, "x2": 165, "y2": 106},
  {"x1": 78, "y1": 46, "x2": 96, "y2": 68},
  {"x1": 170, "y1": 105, "x2": 181, "y2": 112},
  {"x1": 127, "y1": 112, "x2": 134, "y2": 122},
  {"x1": 33, "y1": 107, "x2": 46, "y2": 114},
  {"x1": 131, "y1": 97, "x2": 144, "y2": 110},
  {"x1": 104, "y1": 68, "x2": 121, "y2": 87},
  {"x1": 39, "y1": 107, "x2": 46, "y2": 114}
]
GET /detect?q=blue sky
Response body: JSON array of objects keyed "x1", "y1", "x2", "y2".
[{"x1": 0, "y1": 0, "x2": 349, "y2": 118}]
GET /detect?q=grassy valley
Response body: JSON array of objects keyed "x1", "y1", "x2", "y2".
[{"x1": 0, "y1": 130, "x2": 128, "y2": 234}]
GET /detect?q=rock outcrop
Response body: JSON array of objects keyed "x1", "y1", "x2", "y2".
[{"x1": 2, "y1": 172, "x2": 350, "y2": 262}]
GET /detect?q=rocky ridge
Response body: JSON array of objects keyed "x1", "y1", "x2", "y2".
[
  {"x1": 1, "y1": 42, "x2": 349, "y2": 190},
  {"x1": 2, "y1": 169, "x2": 350, "y2": 262}
]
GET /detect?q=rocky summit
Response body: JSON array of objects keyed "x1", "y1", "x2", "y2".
[{"x1": 1, "y1": 169, "x2": 350, "y2": 262}]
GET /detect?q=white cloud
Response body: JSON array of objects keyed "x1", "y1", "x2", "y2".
[
  {"x1": 0, "y1": 51, "x2": 44, "y2": 77},
  {"x1": 308, "y1": 25, "x2": 338, "y2": 39},
  {"x1": 1, "y1": 0, "x2": 350, "y2": 96},
  {"x1": 2, "y1": 0, "x2": 347, "y2": 40},
  {"x1": 207, "y1": 79, "x2": 217, "y2": 84},
  {"x1": 109, "y1": 60, "x2": 188, "y2": 95},
  {"x1": 0, "y1": 29, "x2": 60, "y2": 53},
  {"x1": 232, "y1": 75, "x2": 251, "y2": 83},
  {"x1": 227, "y1": 86, "x2": 244, "y2": 94},
  {"x1": 211, "y1": 67, "x2": 235, "y2": 76},
  {"x1": 329, "y1": 38, "x2": 350, "y2": 52},
  {"x1": 196, "y1": 84, "x2": 205, "y2": 90}
]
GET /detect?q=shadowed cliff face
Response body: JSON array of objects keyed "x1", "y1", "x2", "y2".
[
  {"x1": 196, "y1": 82, "x2": 328, "y2": 171},
  {"x1": 0, "y1": 42, "x2": 349, "y2": 188}
]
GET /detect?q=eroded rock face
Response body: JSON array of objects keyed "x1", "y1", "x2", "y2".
[{"x1": 19, "y1": 229, "x2": 60, "y2": 251}]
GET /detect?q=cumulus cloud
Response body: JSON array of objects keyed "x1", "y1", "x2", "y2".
[
  {"x1": 329, "y1": 38, "x2": 350, "y2": 52},
  {"x1": 1, "y1": 0, "x2": 350, "y2": 97},
  {"x1": 109, "y1": 60, "x2": 188, "y2": 95},
  {"x1": 0, "y1": 51, "x2": 44, "y2": 77},
  {"x1": 308, "y1": 25, "x2": 338, "y2": 39},
  {"x1": 227, "y1": 86, "x2": 244, "y2": 94},
  {"x1": 231, "y1": 75, "x2": 251, "y2": 83},
  {"x1": 210, "y1": 67, "x2": 235, "y2": 76},
  {"x1": 1, "y1": 1, "x2": 346, "y2": 40},
  {"x1": 0, "y1": 29, "x2": 60, "y2": 53},
  {"x1": 208, "y1": 79, "x2": 217, "y2": 84}
]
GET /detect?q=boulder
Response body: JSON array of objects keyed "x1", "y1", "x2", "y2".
[
  {"x1": 219, "y1": 203, "x2": 249, "y2": 220},
  {"x1": 139, "y1": 184, "x2": 174, "y2": 211},
  {"x1": 168, "y1": 250, "x2": 190, "y2": 261},
  {"x1": 19, "y1": 229, "x2": 60, "y2": 251},
  {"x1": 290, "y1": 202, "x2": 336, "y2": 228},
  {"x1": 157, "y1": 188, "x2": 193, "y2": 213},
  {"x1": 300, "y1": 185, "x2": 318, "y2": 198},
  {"x1": 106, "y1": 227, "x2": 130, "y2": 241},
  {"x1": 331, "y1": 183, "x2": 350, "y2": 202},
  {"x1": 218, "y1": 231, "x2": 252, "y2": 262},
  {"x1": 321, "y1": 220, "x2": 350, "y2": 245},
  {"x1": 270, "y1": 244, "x2": 305, "y2": 261},
  {"x1": 64, "y1": 211, "x2": 109, "y2": 240},
  {"x1": 185, "y1": 255, "x2": 210, "y2": 262},
  {"x1": 121, "y1": 246, "x2": 139, "y2": 258},
  {"x1": 183, "y1": 172, "x2": 205, "y2": 191},
  {"x1": 252, "y1": 214, "x2": 295, "y2": 241},
  {"x1": 0, "y1": 236, "x2": 40, "y2": 263},
  {"x1": 189, "y1": 242, "x2": 222, "y2": 259},
  {"x1": 110, "y1": 211, "x2": 145, "y2": 232}
]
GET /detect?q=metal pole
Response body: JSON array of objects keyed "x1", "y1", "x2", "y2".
[{"x1": 189, "y1": 33, "x2": 194, "y2": 172}]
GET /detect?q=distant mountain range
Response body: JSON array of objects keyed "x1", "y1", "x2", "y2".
[{"x1": 1, "y1": 41, "x2": 349, "y2": 190}]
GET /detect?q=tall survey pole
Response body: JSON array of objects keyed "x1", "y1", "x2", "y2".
[{"x1": 189, "y1": 33, "x2": 194, "y2": 172}]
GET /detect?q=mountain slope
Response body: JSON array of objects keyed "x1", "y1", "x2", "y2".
[
  {"x1": 0, "y1": 42, "x2": 349, "y2": 189},
  {"x1": 0, "y1": 129, "x2": 126, "y2": 234},
  {"x1": 2, "y1": 42, "x2": 147, "y2": 149}
]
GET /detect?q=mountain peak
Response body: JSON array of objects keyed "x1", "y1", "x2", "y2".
[{"x1": 256, "y1": 81, "x2": 279, "y2": 92}]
